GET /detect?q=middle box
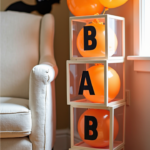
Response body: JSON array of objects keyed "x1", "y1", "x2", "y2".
[{"x1": 67, "y1": 60, "x2": 125, "y2": 107}]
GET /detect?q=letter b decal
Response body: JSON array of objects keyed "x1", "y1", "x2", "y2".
[
  {"x1": 84, "y1": 116, "x2": 98, "y2": 140},
  {"x1": 84, "y1": 26, "x2": 97, "y2": 50}
]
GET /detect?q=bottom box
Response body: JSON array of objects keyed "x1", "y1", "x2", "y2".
[
  {"x1": 70, "y1": 103, "x2": 126, "y2": 150},
  {"x1": 69, "y1": 143, "x2": 124, "y2": 150}
]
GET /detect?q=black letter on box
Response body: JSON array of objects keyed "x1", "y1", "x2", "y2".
[
  {"x1": 84, "y1": 26, "x2": 97, "y2": 50},
  {"x1": 84, "y1": 116, "x2": 98, "y2": 140},
  {"x1": 78, "y1": 71, "x2": 95, "y2": 95}
]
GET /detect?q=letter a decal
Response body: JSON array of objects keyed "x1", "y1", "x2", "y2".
[{"x1": 78, "y1": 71, "x2": 95, "y2": 95}]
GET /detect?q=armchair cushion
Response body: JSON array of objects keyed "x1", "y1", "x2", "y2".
[
  {"x1": 0, "y1": 97, "x2": 31, "y2": 138},
  {"x1": 0, "y1": 137, "x2": 32, "y2": 150},
  {"x1": 0, "y1": 11, "x2": 41, "y2": 99}
]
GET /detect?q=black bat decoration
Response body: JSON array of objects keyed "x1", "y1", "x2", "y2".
[{"x1": 6, "y1": 0, "x2": 60, "y2": 15}]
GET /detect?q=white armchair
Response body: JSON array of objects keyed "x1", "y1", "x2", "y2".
[{"x1": 0, "y1": 11, "x2": 58, "y2": 150}]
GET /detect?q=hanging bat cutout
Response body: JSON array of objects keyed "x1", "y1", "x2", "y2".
[{"x1": 6, "y1": 0, "x2": 60, "y2": 15}]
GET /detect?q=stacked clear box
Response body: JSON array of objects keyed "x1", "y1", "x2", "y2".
[{"x1": 67, "y1": 14, "x2": 126, "y2": 150}]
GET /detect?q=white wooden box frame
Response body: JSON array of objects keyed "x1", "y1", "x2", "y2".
[
  {"x1": 70, "y1": 102, "x2": 126, "y2": 150},
  {"x1": 66, "y1": 60, "x2": 125, "y2": 107},
  {"x1": 69, "y1": 145, "x2": 125, "y2": 150},
  {"x1": 69, "y1": 14, "x2": 125, "y2": 61}
]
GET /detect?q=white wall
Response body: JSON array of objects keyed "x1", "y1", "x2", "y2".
[{"x1": 126, "y1": 70, "x2": 150, "y2": 150}]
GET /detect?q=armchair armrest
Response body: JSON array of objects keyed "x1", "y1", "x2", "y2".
[
  {"x1": 29, "y1": 13, "x2": 58, "y2": 150},
  {"x1": 29, "y1": 64, "x2": 56, "y2": 150}
]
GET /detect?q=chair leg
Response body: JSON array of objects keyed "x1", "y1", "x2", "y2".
[{"x1": 52, "y1": 148, "x2": 53, "y2": 150}]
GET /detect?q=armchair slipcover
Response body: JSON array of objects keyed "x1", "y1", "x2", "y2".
[{"x1": 0, "y1": 11, "x2": 58, "y2": 150}]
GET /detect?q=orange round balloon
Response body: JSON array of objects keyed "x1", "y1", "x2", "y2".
[
  {"x1": 83, "y1": 64, "x2": 120, "y2": 103},
  {"x1": 78, "y1": 109, "x2": 119, "y2": 148},
  {"x1": 67, "y1": 0, "x2": 104, "y2": 16},
  {"x1": 99, "y1": 0, "x2": 128, "y2": 8},
  {"x1": 77, "y1": 22, "x2": 118, "y2": 57}
]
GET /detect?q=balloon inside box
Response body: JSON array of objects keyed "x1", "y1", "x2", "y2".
[
  {"x1": 70, "y1": 15, "x2": 125, "y2": 60},
  {"x1": 67, "y1": 61, "x2": 124, "y2": 106},
  {"x1": 71, "y1": 103, "x2": 125, "y2": 149},
  {"x1": 67, "y1": 0, "x2": 128, "y2": 16}
]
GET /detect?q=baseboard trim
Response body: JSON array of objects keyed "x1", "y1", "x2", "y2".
[
  {"x1": 54, "y1": 129, "x2": 70, "y2": 150},
  {"x1": 54, "y1": 129, "x2": 81, "y2": 150}
]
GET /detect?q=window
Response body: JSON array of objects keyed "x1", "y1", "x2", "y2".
[
  {"x1": 128, "y1": 0, "x2": 150, "y2": 72},
  {"x1": 130, "y1": 0, "x2": 150, "y2": 57},
  {"x1": 140, "y1": 0, "x2": 150, "y2": 56}
]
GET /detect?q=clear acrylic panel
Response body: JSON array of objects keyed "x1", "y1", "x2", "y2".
[
  {"x1": 108, "y1": 63, "x2": 124, "y2": 103},
  {"x1": 114, "y1": 106, "x2": 124, "y2": 144},
  {"x1": 73, "y1": 107, "x2": 86, "y2": 146},
  {"x1": 73, "y1": 107, "x2": 124, "y2": 149},
  {"x1": 108, "y1": 18, "x2": 124, "y2": 57},
  {"x1": 69, "y1": 63, "x2": 105, "y2": 104},
  {"x1": 71, "y1": 17, "x2": 106, "y2": 58},
  {"x1": 73, "y1": 107, "x2": 111, "y2": 148}
]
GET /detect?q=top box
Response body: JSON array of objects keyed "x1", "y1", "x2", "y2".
[{"x1": 70, "y1": 14, "x2": 125, "y2": 60}]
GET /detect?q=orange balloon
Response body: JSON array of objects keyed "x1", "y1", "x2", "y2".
[
  {"x1": 77, "y1": 22, "x2": 118, "y2": 57},
  {"x1": 78, "y1": 109, "x2": 119, "y2": 148},
  {"x1": 67, "y1": 0, "x2": 104, "y2": 16},
  {"x1": 83, "y1": 64, "x2": 120, "y2": 103},
  {"x1": 99, "y1": 0, "x2": 128, "y2": 8}
]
